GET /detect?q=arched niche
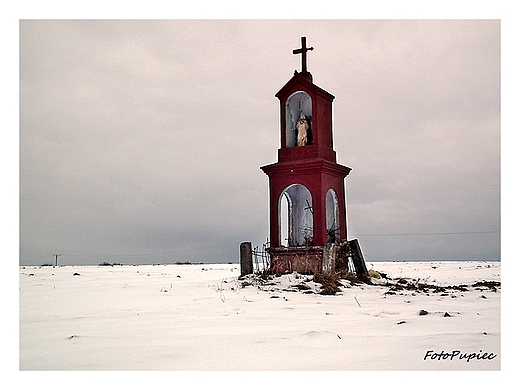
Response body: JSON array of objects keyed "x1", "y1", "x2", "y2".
[
  {"x1": 279, "y1": 192, "x2": 290, "y2": 247},
  {"x1": 286, "y1": 91, "x2": 312, "y2": 148},
  {"x1": 279, "y1": 184, "x2": 313, "y2": 247},
  {"x1": 326, "y1": 189, "x2": 340, "y2": 243}
]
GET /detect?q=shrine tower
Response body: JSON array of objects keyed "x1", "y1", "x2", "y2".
[{"x1": 261, "y1": 37, "x2": 354, "y2": 274}]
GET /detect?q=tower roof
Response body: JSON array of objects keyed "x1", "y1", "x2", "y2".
[{"x1": 275, "y1": 71, "x2": 335, "y2": 102}]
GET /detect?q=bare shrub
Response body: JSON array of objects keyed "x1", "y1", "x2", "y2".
[{"x1": 313, "y1": 273, "x2": 341, "y2": 295}]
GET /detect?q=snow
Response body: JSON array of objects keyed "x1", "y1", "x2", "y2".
[{"x1": 19, "y1": 261, "x2": 501, "y2": 373}]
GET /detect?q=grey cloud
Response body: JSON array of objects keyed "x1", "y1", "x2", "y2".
[{"x1": 20, "y1": 20, "x2": 500, "y2": 265}]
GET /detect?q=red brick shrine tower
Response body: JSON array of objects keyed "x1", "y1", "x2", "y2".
[{"x1": 261, "y1": 37, "x2": 363, "y2": 275}]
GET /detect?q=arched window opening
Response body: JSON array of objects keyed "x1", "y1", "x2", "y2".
[
  {"x1": 279, "y1": 184, "x2": 313, "y2": 247},
  {"x1": 286, "y1": 91, "x2": 312, "y2": 148},
  {"x1": 279, "y1": 192, "x2": 291, "y2": 247}
]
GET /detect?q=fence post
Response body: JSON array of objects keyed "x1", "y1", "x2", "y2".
[{"x1": 240, "y1": 242, "x2": 253, "y2": 277}]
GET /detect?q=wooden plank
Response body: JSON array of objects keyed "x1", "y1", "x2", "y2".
[{"x1": 348, "y1": 239, "x2": 368, "y2": 276}]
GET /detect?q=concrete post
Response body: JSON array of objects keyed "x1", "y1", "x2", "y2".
[
  {"x1": 322, "y1": 243, "x2": 337, "y2": 276},
  {"x1": 240, "y1": 242, "x2": 253, "y2": 277}
]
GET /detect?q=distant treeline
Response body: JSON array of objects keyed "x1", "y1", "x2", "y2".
[
  {"x1": 36, "y1": 261, "x2": 234, "y2": 267},
  {"x1": 98, "y1": 261, "x2": 207, "y2": 266}
]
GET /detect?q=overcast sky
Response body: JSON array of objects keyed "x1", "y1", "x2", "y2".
[{"x1": 19, "y1": 19, "x2": 501, "y2": 265}]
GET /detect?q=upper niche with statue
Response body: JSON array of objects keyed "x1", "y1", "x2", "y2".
[
  {"x1": 286, "y1": 91, "x2": 312, "y2": 147},
  {"x1": 275, "y1": 37, "x2": 337, "y2": 163}
]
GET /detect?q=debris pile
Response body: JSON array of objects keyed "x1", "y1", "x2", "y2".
[{"x1": 239, "y1": 269, "x2": 501, "y2": 297}]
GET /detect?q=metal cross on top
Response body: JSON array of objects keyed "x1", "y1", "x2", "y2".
[{"x1": 292, "y1": 36, "x2": 314, "y2": 73}]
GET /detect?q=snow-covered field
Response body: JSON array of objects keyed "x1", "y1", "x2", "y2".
[{"x1": 19, "y1": 261, "x2": 501, "y2": 371}]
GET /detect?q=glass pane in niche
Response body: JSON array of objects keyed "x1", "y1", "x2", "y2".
[{"x1": 286, "y1": 91, "x2": 312, "y2": 147}]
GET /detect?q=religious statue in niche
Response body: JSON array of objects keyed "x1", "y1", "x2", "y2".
[{"x1": 296, "y1": 112, "x2": 312, "y2": 146}]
